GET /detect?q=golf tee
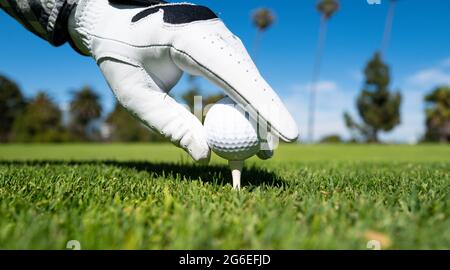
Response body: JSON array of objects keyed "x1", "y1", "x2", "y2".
[{"x1": 229, "y1": 160, "x2": 244, "y2": 190}]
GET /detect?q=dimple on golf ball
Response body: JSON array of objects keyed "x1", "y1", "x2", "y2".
[{"x1": 204, "y1": 97, "x2": 261, "y2": 160}]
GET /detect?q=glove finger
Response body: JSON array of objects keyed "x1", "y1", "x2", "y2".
[
  {"x1": 99, "y1": 58, "x2": 210, "y2": 163},
  {"x1": 169, "y1": 19, "x2": 299, "y2": 142}
]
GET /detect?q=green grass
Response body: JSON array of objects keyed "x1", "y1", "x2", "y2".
[{"x1": 0, "y1": 144, "x2": 449, "y2": 249}]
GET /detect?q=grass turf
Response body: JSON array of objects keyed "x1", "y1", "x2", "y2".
[{"x1": 0, "y1": 144, "x2": 449, "y2": 249}]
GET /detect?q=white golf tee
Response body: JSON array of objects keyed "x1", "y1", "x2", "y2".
[{"x1": 229, "y1": 160, "x2": 244, "y2": 190}]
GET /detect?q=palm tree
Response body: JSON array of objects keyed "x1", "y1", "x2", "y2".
[
  {"x1": 252, "y1": 8, "x2": 275, "y2": 61},
  {"x1": 381, "y1": 0, "x2": 398, "y2": 57},
  {"x1": 11, "y1": 92, "x2": 66, "y2": 142},
  {"x1": 424, "y1": 86, "x2": 450, "y2": 143},
  {"x1": 69, "y1": 86, "x2": 102, "y2": 140},
  {"x1": 307, "y1": 0, "x2": 339, "y2": 143},
  {"x1": 0, "y1": 74, "x2": 26, "y2": 142}
]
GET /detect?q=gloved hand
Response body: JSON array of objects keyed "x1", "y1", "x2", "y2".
[{"x1": 68, "y1": 0, "x2": 299, "y2": 163}]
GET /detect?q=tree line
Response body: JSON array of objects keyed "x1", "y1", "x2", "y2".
[
  {"x1": 1, "y1": 63, "x2": 449, "y2": 144},
  {"x1": 0, "y1": 75, "x2": 224, "y2": 143}
]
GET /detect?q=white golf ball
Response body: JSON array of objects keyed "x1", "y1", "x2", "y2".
[{"x1": 204, "y1": 97, "x2": 261, "y2": 160}]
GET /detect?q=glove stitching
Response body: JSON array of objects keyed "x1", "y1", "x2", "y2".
[
  {"x1": 90, "y1": 37, "x2": 257, "y2": 120},
  {"x1": 97, "y1": 54, "x2": 141, "y2": 69},
  {"x1": 88, "y1": 37, "x2": 285, "y2": 140},
  {"x1": 76, "y1": 0, "x2": 107, "y2": 54},
  {"x1": 160, "y1": 18, "x2": 221, "y2": 30},
  {"x1": 97, "y1": 52, "x2": 171, "y2": 92}
]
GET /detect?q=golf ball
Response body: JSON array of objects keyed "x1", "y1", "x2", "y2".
[{"x1": 204, "y1": 97, "x2": 261, "y2": 160}]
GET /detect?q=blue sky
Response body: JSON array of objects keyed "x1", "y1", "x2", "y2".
[{"x1": 1, "y1": 0, "x2": 449, "y2": 142}]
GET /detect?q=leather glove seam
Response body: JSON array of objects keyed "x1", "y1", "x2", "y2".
[
  {"x1": 95, "y1": 50, "x2": 172, "y2": 92},
  {"x1": 89, "y1": 36, "x2": 271, "y2": 140},
  {"x1": 159, "y1": 18, "x2": 222, "y2": 30}
]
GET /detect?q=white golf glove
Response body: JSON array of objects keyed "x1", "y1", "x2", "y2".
[{"x1": 68, "y1": 0, "x2": 299, "y2": 162}]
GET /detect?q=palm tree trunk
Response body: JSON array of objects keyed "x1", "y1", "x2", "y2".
[
  {"x1": 253, "y1": 29, "x2": 263, "y2": 63},
  {"x1": 307, "y1": 15, "x2": 328, "y2": 143},
  {"x1": 381, "y1": 0, "x2": 397, "y2": 57}
]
